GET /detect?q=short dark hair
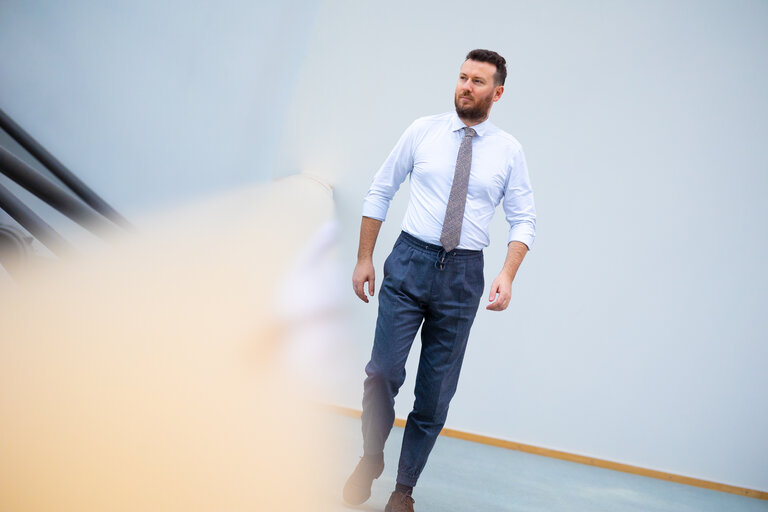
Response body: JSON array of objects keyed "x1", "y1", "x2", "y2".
[{"x1": 465, "y1": 49, "x2": 507, "y2": 86}]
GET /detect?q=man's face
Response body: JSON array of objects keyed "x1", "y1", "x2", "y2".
[{"x1": 454, "y1": 59, "x2": 504, "y2": 123}]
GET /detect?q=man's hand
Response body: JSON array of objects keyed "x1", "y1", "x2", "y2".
[
  {"x1": 353, "y1": 259, "x2": 376, "y2": 303},
  {"x1": 486, "y1": 274, "x2": 512, "y2": 311},
  {"x1": 486, "y1": 241, "x2": 528, "y2": 312},
  {"x1": 353, "y1": 217, "x2": 383, "y2": 304}
]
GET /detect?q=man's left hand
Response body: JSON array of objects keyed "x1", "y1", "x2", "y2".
[{"x1": 486, "y1": 274, "x2": 512, "y2": 311}]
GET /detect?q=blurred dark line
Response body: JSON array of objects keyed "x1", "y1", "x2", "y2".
[
  {"x1": 0, "y1": 145, "x2": 116, "y2": 236},
  {"x1": 0, "y1": 182, "x2": 72, "y2": 257},
  {"x1": 0, "y1": 107, "x2": 134, "y2": 232}
]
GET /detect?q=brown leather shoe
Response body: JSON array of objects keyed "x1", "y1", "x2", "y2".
[
  {"x1": 342, "y1": 457, "x2": 385, "y2": 505},
  {"x1": 384, "y1": 490, "x2": 415, "y2": 512}
]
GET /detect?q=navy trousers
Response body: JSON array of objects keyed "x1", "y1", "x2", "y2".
[{"x1": 361, "y1": 231, "x2": 484, "y2": 487}]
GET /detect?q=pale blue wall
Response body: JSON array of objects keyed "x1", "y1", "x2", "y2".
[
  {"x1": 2, "y1": 0, "x2": 767, "y2": 494},
  {"x1": 277, "y1": 0, "x2": 768, "y2": 492},
  {"x1": 0, "y1": 0, "x2": 318, "y2": 220}
]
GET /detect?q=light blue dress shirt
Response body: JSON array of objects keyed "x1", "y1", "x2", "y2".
[{"x1": 362, "y1": 112, "x2": 536, "y2": 250}]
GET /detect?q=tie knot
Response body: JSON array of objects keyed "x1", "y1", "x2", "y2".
[{"x1": 464, "y1": 127, "x2": 476, "y2": 138}]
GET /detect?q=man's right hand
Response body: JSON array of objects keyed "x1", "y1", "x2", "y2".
[
  {"x1": 352, "y1": 259, "x2": 376, "y2": 303},
  {"x1": 353, "y1": 216, "x2": 383, "y2": 303}
]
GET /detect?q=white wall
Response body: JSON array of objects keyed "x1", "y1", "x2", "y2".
[
  {"x1": 2, "y1": 0, "x2": 767, "y2": 494},
  {"x1": 0, "y1": 1, "x2": 318, "y2": 219},
  {"x1": 276, "y1": 0, "x2": 768, "y2": 492}
]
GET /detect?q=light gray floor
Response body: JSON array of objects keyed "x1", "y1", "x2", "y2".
[{"x1": 327, "y1": 414, "x2": 767, "y2": 512}]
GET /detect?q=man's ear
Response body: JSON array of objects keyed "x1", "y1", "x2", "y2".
[{"x1": 493, "y1": 85, "x2": 505, "y2": 102}]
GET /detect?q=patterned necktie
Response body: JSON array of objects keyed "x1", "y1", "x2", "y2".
[{"x1": 440, "y1": 127, "x2": 476, "y2": 252}]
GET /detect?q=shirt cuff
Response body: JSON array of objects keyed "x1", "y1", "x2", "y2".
[
  {"x1": 361, "y1": 199, "x2": 388, "y2": 222},
  {"x1": 508, "y1": 223, "x2": 535, "y2": 250}
]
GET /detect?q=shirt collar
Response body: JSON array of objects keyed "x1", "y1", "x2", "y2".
[{"x1": 450, "y1": 111, "x2": 493, "y2": 137}]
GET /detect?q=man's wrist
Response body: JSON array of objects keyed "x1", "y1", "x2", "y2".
[{"x1": 498, "y1": 269, "x2": 515, "y2": 283}]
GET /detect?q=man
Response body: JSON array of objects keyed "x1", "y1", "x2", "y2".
[{"x1": 344, "y1": 49, "x2": 536, "y2": 512}]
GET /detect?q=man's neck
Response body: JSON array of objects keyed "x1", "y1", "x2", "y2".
[{"x1": 458, "y1": 113, "x2": 489, "y2": 127}]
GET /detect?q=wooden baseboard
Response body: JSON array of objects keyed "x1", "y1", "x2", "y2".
[{"x1": 327, "y1": 404, "x2": 768, "y2": 501}]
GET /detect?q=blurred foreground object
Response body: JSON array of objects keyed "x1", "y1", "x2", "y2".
[
  {"x1": 0, "y1": 175, "x2": 340, "y2": 511},
  {"x1": 0, "y1": 223, "x2": 34, "y2": 278}
]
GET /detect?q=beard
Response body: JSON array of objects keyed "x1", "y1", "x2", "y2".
[{"x1": 454, "y1": 90, "x2": 494, "y2": 122}]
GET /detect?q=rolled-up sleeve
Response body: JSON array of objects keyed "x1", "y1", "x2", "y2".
[
  {"x1": 361, "y1": 122, "x2": 417, "y2": 221},
  {"x1": 503, "y1": 147, "x2": 537, "y2": 249}
]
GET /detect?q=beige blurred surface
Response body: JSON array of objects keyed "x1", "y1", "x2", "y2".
[{"x1": 0, "y1": 175, "x2": 339, "y2": 511}]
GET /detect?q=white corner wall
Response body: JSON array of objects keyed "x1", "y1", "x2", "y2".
[
  {"x1": 0, "y1": 1, "x2": 318, "y2": 219},
  {"x1": 276, "y1": 0, "x2": 768, "y2": 492},
  {"x1": 1, "y1": 0, "x2": 766, "y2": 494}
]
